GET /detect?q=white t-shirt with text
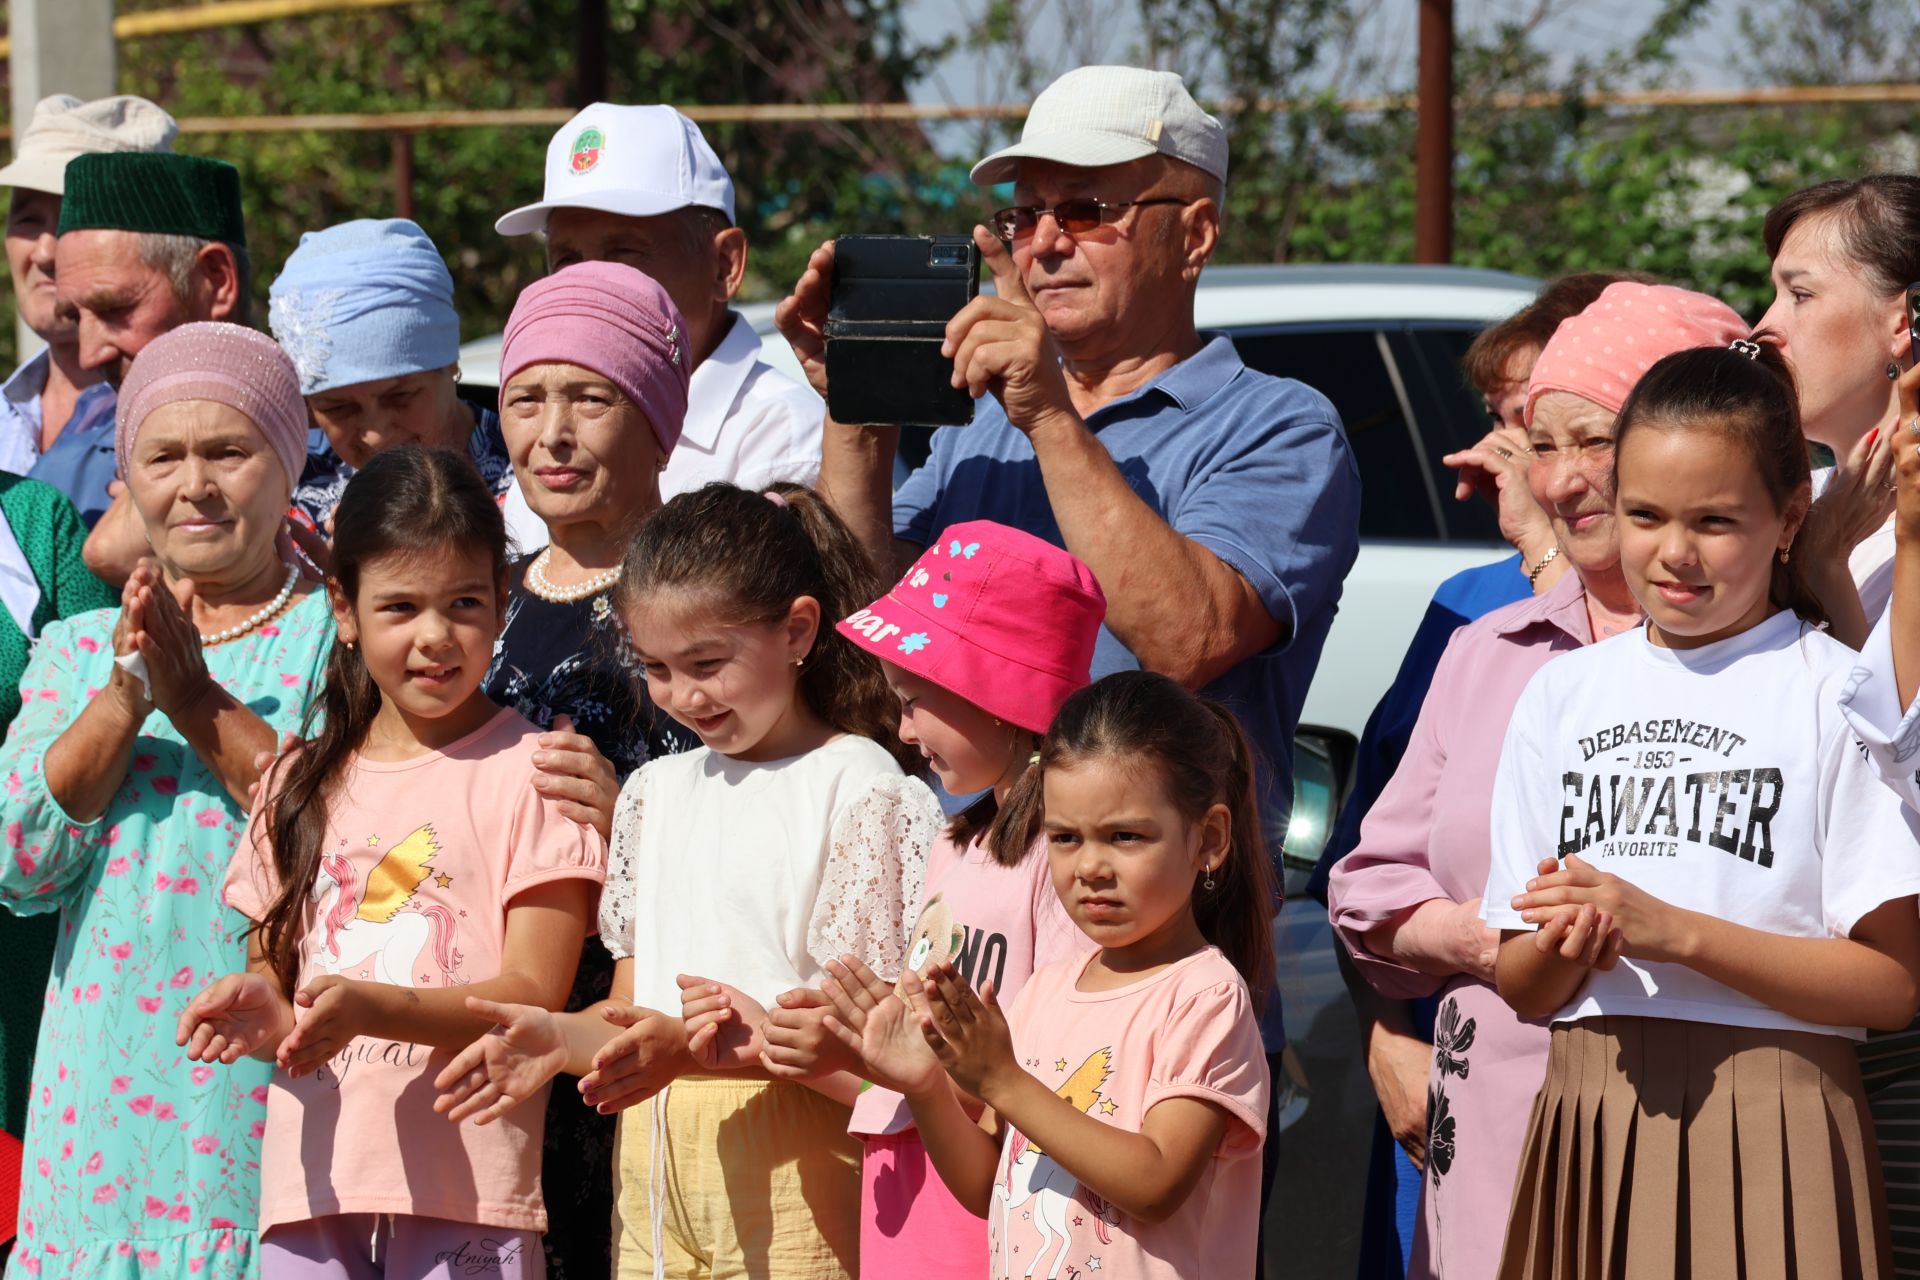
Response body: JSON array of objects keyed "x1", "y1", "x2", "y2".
[{"x1": 1482, "y1": 609, "x2": 1920, "y2": 1038}]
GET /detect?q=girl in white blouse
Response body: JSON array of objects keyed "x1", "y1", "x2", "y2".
[{"x1": 434, "y1": 483, "x2": 940, "y2": 1280}]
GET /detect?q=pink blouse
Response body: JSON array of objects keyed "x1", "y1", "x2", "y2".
[{"x1": 1326, "y1": 571, "x2": 1590, "y2": 1279}]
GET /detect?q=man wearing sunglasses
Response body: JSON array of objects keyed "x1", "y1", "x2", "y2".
[{"x1": 778, "y1": 63, "x2": 1360, "y2": 831}]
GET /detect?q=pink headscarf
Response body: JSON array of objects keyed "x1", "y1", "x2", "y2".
[
  {"x1": 116, "y1": 321, "x2": 308, "y2": 489},
  {"x1": 1524, "y1": 282, "x2": 1749, "y2": 427},
  {"x1": 498, "y1": 261, "x2": 691, "y2": 456}
]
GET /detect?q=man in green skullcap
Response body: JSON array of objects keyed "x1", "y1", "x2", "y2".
[{"x1": 55, "y1": 150, "x2": 250, "y2": 581}]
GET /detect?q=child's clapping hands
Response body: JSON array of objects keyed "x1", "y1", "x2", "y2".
[{"x1": 916, "y1": 963, "x2": 1019, "y2": 1103}]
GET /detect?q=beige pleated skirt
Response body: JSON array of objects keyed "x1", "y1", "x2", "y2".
[{"x1": 1496, "y1": 1016, "x2": 1890, "y2": 1280}]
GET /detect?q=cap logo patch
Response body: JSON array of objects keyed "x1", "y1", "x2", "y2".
[{"x1": 570, "y1": 127, "x2": 605, "y2": 174}]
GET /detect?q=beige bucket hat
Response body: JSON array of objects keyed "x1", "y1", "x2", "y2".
[{"x1": 0, "y1": 94, "x2": 177, "y2": 196}]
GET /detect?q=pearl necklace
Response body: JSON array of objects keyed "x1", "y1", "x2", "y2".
[
  {"x1": 525, "y1": 548, "x2": 619, "y2": 603},
  {"x1": 201, "y1": 567, "x2": 299, "y2": 646}
]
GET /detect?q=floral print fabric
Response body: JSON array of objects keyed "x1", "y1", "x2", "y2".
[{"x1": 0, "y1": 591, "x2": 333, "y2": 1280}]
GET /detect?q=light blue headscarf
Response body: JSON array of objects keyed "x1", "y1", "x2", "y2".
[{"x1": 267, "y1": 217, "x2": 460, "y2": 395}]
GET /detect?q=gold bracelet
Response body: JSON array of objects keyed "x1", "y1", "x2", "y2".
[{"x1": 1526, "y1": 545, "x2": 1561, "y2": 588}]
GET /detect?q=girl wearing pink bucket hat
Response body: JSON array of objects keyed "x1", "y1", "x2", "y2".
[{"x1": 765, "y1": 520, "x2": 1107, "y2": 1279}]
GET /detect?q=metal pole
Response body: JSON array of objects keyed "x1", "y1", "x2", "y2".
[
  {"x1": 390, "y1": 130, "x2": 415, "y2": 222},
  {"x1": 8, "y1": 0, "x2": 117, "y2": 362},
  {"x1": 575, "y1": 0, "x2": 608, "y2": 107},
  {"x1": 1415, "y1": 0, "x2": 1453, "y2": 265}
]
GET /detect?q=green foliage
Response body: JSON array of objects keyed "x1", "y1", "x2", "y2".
[
  {"x1": 8, "y1": 0, "x2": 968, "y2": 364},
  {"x1": 0, "y1": 0, "x2": 1910, "y2": 372}
]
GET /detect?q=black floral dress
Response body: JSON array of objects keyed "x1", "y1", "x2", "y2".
[{"x1": 482, "y1": 557, "x2": 695, "y2": 1280}]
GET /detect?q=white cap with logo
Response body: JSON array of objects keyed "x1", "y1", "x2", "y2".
[
  {"x1": 495, "y1": 102, "x2": 736, "y2": 236},
  {"x1": 0, "y1": 94, "x2": 178, "y2": 196},
  {"x1": 970, "y1": 66, "x2": 1228, "y2": 188}
]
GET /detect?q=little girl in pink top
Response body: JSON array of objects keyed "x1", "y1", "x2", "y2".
[
  {"x1": 176, "y1": 447, "x2": 606, "y2": 1279},
  {"x1": 823, "y1": 671, "x2": 1277, "y2": 1280},
  {"x1": 740, "y1": 520, "x2": 1104, "y2": 1277}
]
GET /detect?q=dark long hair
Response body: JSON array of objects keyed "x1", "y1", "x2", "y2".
[
  {"x1": 250, "y1": 445, "x2": 508, "y2": 996},
  {"x1": 988, "y1": 671, "x2": 1278, "y2": 999},
  {"x1": 1613, "y1": 343, "x2": 1825, "y2": 629},
  {"x1": 614, "y1": 482, "x2": 914, "y2": 773}
]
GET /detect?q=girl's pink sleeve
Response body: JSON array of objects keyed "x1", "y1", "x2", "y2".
[{"x1": 1325, "y1": 630, "x2": 1472, "y2": 1000}]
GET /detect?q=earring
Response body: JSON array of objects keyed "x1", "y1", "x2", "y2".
[
  {"x1": 792, "y1": 655, "x2": 805, "y2": 669},
  {"x1": 1779, "y1": 546, "x2": 1791, "y2": 565},
  {"x1": 1890, "y1": 362, "x2": 1903, "y2": 381},
  {"x1": 1203, "y1": 866, "x2": 1216, "y2": 891}
]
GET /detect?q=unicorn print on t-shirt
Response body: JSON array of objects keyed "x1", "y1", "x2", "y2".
[
  {"x1": 311, "y1": 824, "x2": 465, "y2": 987},
  {"x1": 994, "y1": 1048, "x2": 1120, "y2": 1280}
]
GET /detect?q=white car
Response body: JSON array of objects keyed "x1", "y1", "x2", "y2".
[
  {"x1": 460, "y1": 261, "x2": 1534, "y2": 746},
  {"x1": 464, "y1": 262, "x2": 1539, "y2": 1278}
]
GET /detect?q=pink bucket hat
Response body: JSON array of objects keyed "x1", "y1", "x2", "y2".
[
  {"x1": 837, "y1": 521, "x2": 1106, "y2": 734},
  {"x1": 117, "y1": 321, "x2": 308, "y2": 489},
  {"x1": 1524, "y1": 282, "x2": 1748, "y2": 427},
  {"x1": 499, "y1": 260, "x2": 690, "y2": 456}
]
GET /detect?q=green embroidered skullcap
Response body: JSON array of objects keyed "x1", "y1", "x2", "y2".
[{"x1": 57, "y1": 151, "x2": 246, "y2": 246}]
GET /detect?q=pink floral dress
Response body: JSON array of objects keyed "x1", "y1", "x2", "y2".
[{"x1": 0, "y1": 591, "x2": 331, "y2": 1279}]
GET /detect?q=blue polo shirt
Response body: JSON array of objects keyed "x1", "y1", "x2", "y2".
[
  {"x1": 23, "y1": 380, "x2": 118, "y2": 527},
  {"x1": 893, "y1": 333, "x2": 1361, "y2": 827}
]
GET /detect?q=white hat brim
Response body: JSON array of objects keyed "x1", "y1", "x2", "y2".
[
  {"x1": 968, "y1": 132, "x2": 1159, "y2": 187},
  {"x1": 0, "y1": 156, "x2": 66, "y2": 196},
  {"x1": 494, "y1": 188, "x2": 718, "y2": 237}
]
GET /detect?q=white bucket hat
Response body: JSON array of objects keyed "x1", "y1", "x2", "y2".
[
  {"x1": 495, "y1": 102, "x2": 735, "y2": 236},
  {"x1": 970, "y1": 66, "x2": 1228, "y2": 188},
  {"x1": 0, "y1": 95, "x2": 177, "y2": 196}
]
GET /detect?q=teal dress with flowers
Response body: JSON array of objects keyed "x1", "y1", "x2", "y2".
[{"x1": 0, "y1": 590, "x2": 331, "y2": 1280}]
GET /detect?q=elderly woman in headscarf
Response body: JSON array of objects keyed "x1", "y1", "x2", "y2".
[
  {"x1": 1327, "y1": 284, "x2": 1750, "y2": 1279},
  {"x1": 0, "y1": 322, "x2": 332, "y2": 1279},
  {"x1": 482, "y1": 260, "x2": 694, "y2": 1280},
  {"x1": 268, "y1": 217, "x2": 514, "y2": 532}
]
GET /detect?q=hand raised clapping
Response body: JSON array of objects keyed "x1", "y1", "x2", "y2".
[
  {"x1": 815, "y1": 955, "x2": 945, "y2": 1097},
  {"x1": 115, "y1": 558, "x2": 214, "y2": 720}
]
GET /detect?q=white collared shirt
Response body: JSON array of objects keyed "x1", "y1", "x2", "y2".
[
  {"x1": 0, "y1": 350, "x2": 50, "y2": 476},
  {"x1": 501, "y1": 311, "x2": 823, "y2": 552}
]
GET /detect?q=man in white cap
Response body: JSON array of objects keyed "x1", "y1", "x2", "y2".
[
  {"x1": 494, "y1": 103, "x2": 820, "y2": 548},
  {"x1": 781, "y1": 72, "x2": 1358, "y2": 1264},
  {"x1": 783, "y1": 65, "x2": 1358, "y2": 814},
  {"x1": 0, "y1": 94, "x2": 174, "y2": 495}
]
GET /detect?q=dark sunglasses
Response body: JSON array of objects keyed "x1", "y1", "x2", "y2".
[{"x1": 989, "y1": 197, "x2": 1192, "y2": 241}]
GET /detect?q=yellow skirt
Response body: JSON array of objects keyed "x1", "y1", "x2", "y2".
[
  {"x1": 1498, "y1": 1017, "x2": 1889, "y2": 1280},
  {"x1": 612, "y1": 1074, "x2": 861, "y2": 1280}
]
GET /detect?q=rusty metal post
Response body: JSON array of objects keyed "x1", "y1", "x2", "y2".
[
  {"x1": 576, "y1": 0, "x2": 608, "y2": 106},
  {"x1": 390, "y1": 130, "x2": 415, "y2": 221},
  {"x1": 1415, "y1": 0, "x2": 1453, "y2": 264}
]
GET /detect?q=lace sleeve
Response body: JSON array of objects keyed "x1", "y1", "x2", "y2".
[
  {"x1": 808, "y1": 774, "x2": 942, "y2": 980},
  {"x1": 597, "y1": 767, "x2": 650, "y2": 960}
]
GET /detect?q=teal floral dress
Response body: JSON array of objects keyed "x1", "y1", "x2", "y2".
[{"x1": 0, "y1": 589, "x2": 332, "y2": 1280}]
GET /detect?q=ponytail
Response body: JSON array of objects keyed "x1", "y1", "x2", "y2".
[{"x1": 616, "y1": 482, "x2": 916, "y2": 773}]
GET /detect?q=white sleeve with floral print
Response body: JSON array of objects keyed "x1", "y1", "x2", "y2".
[{"x1": 808, "y1": 773, "x2": 941, "y2": 981}]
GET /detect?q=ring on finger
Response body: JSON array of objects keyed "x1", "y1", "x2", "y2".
[{"x1": 1493, "y1": 446, "x2": 1515, "y2": 460}]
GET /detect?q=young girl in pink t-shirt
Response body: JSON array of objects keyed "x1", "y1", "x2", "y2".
[
  {"x1": 825, "y1": 671, "x2": 1277, "y2": 1280},
  {"x1": 175, "y1": 446, "x2": 606, "y2": 1278},
  {"x1": 732, "y1": 520, "x2": 1105, "y2": 1279}
]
